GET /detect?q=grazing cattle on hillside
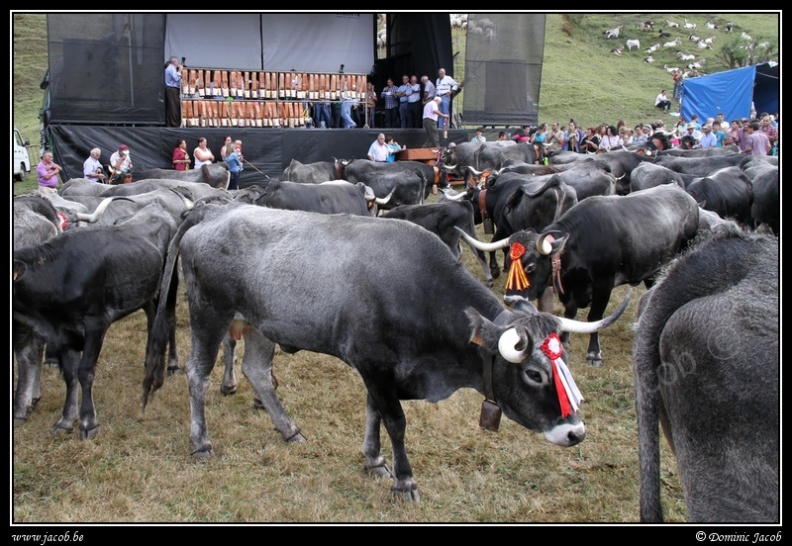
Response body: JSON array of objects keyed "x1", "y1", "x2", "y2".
[
  {"x1": 281, "y1": 158, "x2": 342, "y2": 184},
  {"x1": 460, "y1": 184, "x2": 700, "y2": 366},
  {"x1": 633, "y1": 225, "x2": 779, "y2": 522},
  {"x1": 383, "y1": 200, "x2": 494, "y2": 286},
  {"x1": 235, "y1": 179, "x2": 388, "y2": 217},
  {"x1": 143, "y1": 202, "x2": 631, "y2": 501},
  {"x1": 133, "y1": 163, "x2": 230, "y2": 189},
  {"x1": 13, "y1": 201, "x2": 183, "y2": 437}
]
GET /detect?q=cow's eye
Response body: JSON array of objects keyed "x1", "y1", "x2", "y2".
[
  {"x1": 525, "y1": 369, "x2": 543, "y2": 384},
  {"x1": 525, "y1": 262, "x2": 536, "y2": 274}
]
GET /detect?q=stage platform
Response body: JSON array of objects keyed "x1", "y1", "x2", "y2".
[{"x1": 46, "y1": 124, "x2": 470, "y2": 186}]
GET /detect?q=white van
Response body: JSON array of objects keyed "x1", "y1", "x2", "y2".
[{"x1": 14, "y1": 127, "x2": 31, "y2": 182}]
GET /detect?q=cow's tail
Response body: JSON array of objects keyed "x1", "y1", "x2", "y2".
[{"x1": 141, "y1": 203, "x2": 212, "y2": 409}]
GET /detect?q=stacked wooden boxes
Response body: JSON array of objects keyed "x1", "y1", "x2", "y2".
[{"x1": 179, "y1": 69, "x2": 367, "y2": 128}]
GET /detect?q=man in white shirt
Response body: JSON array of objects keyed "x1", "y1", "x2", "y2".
[
  {"x1": 82, "y1": 147, "x2": 106, "y2": 183},
  {"x1": 109, "y1": 144, "x2": 133, "y2": 176},
  {"x1": 367, "y1": 133, "x2": 390, "y2": 162},
  {"x1": 435, "y1": 68, "x2": 458, "y2": 130},
  {"x1": 697, "y1": 124, "x2": 718, "y2": 149},
  {"x1": 422, "y1": 96, "x2": 449, "y2": 148}
]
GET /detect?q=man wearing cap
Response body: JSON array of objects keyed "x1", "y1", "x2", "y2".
[
  {"x1": 109, "y1": 144, "x2": 133, "y2": 179},
  {"x1": 422, "y1": 95, "x2": 449, "y2": 148},
  {"x1": 698, "y1": 124, "x2": 717, "y2": 149}
]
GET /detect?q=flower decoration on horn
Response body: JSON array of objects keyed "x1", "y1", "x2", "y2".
[
  {"x1": 541, "y1": 332, "x2": 583, "y2": 418},
  {"x1": 505, "y1": 242, "x2": 530, "y2": 296}
]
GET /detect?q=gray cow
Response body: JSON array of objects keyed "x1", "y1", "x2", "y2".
[
  {"x1": 143, "y1": 202, "x2": 630, "y2": 502},
  {"x1": 632, "y1": 224, "x2": 779, "y2": 522}
]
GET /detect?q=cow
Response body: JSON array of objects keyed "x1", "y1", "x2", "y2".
[
  {"x1": 741, "y1": 158, "x2": 779, "y2": 234},
  {"x1": 382, "y1": 200, "x2": 494, "y2": 286},
  {"x1": 337, "y1": 158, "x2": 440, "y2": 198},
  {"x1": 653, "y1": 153, "x2": 747, "y2": 176},
  {"x1": 632, "y1": 224, "x2": 778, "y2": 522},
  {"x1": 235, "y1": 179, "x2": 388, "y2": 217},
  {"x1": 459, "y1": 184, "x2": 701, "y2": 367},
  {"x1": 13, "y1": 195, "x2": 67, "y2": 423},
  {"x1": 446, "y1": 173, "x2": 578, "y2": 283},
  {"x1": 354, "y1": 168, "x2": 428, "y2": 210},
  {"x1": 133, "y1": 163, "x2": 231, "y2": 189},
  {"x1": 13, "y1": 201, "x2": 183, "y2": 437},
  {"x1": 281, "y1": 158, "x2": 342, "y2": 184},
  {"x1": 629, "y1": 162, "x2": 686, "y2": 193},
  {"x1": 657, "y1": 144, "x2": 740, "y2": 157},
  {"x1": 439, "y1": 141, "x2": 537, "y2": 186},
  {"x1": 589, "y1": 150, "x2": 654, "y2": 195},
  {"x1": 684, "y1": 166, "x2": 754, "y2": 227},
  {"x1": 142, "y1": 201, "x2": 631, "y2": 501}
]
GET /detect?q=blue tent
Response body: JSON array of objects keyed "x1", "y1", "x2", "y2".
[{"x1": 680, "y1": 62, "x2": 779, "y2": 122}]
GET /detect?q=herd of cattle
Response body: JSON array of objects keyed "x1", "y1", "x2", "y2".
[{"x1": 13, "y1": 137, "x2": 778, "y2": 522}]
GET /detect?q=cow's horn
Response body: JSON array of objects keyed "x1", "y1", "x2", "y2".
[
  {"x1": 442, "y1": 163, "x2": 458, "y2": 171},
  {"x1": 454, "y1": 227, "x2": 510, "y2": 251},
  {"x1": 498, "y1": 328, "x2": 528, "y2": 363},
  {"x1": 467, "y1": 166, "x2": 483, "y2": 176},
  {"x1": 557, "y1": 289, "x2": 632, "y2": 333},
  {"x1": 374, "y1": 190, "x2": 394, "y2": 205},
  {"x1": 75, "y1": 196, "x2": 125, "y2": 223},
  {"x1": 442, "y1": 189, "x2": 468, "y2": 202}
]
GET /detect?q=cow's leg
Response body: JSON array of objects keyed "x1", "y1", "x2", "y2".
[
  {"x1": 240, "y1": 328, "x2": 305, "y2": 443},
  {"x1": 185, "y1": 309, "x2": 232, "y2": 458},
  {"x1": 585, "y1": 280, "x2": 615, "y2": 367},
  {"x1": 220, "y1": 333, "x2": 238, "y2": 396},
  {"x1": 560, "y1": 301, "x2": 579, "y2": 345},
  {"x1": 360, "y1": 373, "x2": 418, "y2": 501},
  {"x1": 77, "y1": 324, "x2": 109, "y2": 440},
  {"x1": 13, "y1": 332, "x2": 45, "y2": 425},
  {"x1": 361, "y1": 393, "x2": 391, "y2": 478},
  {"x1": 53, "y1": 349, "x2": 80, "y2": 434}
]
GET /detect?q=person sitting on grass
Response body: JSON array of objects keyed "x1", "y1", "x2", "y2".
[{"x1": 655, "y1": 89, "x2": 672, "y2": 113}]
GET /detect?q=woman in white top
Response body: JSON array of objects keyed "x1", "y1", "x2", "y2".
[
  {"x1": 599, "y1": 125, "x2": 623, "y2": 151},
  {"x1": 193, "y1": 137, "x2": 215, "y2": 168}
]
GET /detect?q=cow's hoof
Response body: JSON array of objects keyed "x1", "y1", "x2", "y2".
[
  {"x1": 490, "y1": 269, "x2": 501, "y2": 280},
  {"x1": 390, "y1": 480, "x2": 420, "y2": 502},
  {"x1": 44, "y1": 357, "x2": 59, "y2": 368},
  {"x1": 282, "y1": 429, "x2": 307, "y2": 443},
  {"x1": 52, "y1": 422, "x2": 73, "y2": 435},
  {"x1": 13, "y1": 416, "x2": 27, "y2": 427},
  {"x1": 253, "y1": 398, "x2": 265, "y2": 410},
  {"x1": 80, "y1": 424, "x2": 100, "y2": 440},
  {"x1": 364, "y1": 458, "x2": 392, "y2": 479},
  {"x1": 191, "y1": 446, "x2": 213, "y2": 460},
  {"x1": 221, "y1": 384, "x2": 238, "y2": 396},
  {"x1": 167, "y1": 365, "x2": 181, "y2": 376},
  {"x1": 586, "y1": 352, "x2": 603, "y2": 367}
]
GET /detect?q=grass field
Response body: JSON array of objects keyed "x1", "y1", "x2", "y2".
[{"x1": 11, "y1": 12, "x2": 779, "y2": 528}]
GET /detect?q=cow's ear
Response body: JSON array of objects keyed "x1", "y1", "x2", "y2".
[
  {"x1": 465, "y1": 308, "x2": 498, "y2": 351},
  {"x1": 13, "y1": 260, "x2": 27, "y2": 282}
]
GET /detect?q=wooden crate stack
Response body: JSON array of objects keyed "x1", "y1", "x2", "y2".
[{"x1": 179, "y1": 69, "x2": 367, "y2": 128}]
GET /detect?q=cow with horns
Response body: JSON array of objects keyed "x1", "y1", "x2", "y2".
[
  {"x1": 459, "y1": 184, "x2": 700, "y2": 366},
  {"x1": 142, "y1": 201, "x2": 630, "y2": 501}
]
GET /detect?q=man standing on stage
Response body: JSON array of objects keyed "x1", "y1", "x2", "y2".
[{"x1": 165, "y1": 56, "x2": 183, "y2": 127}]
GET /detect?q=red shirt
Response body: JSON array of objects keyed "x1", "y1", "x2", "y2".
[{"x1": 173, "y1": 147, "x2": 188, "y2": 171}]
